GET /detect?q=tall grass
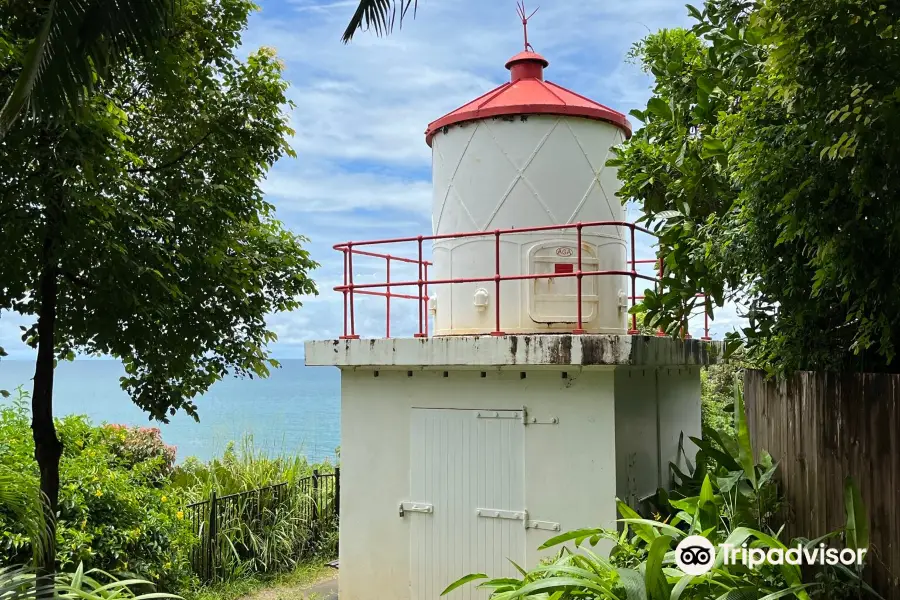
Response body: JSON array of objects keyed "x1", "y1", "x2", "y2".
[
  {"x1": 171, "y1": 436, "x2": 334, "y2": 504},
  {"x1": 171, "y1": 436, "x2": 339, "y2": 581}
]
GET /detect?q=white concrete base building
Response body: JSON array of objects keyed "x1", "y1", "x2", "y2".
[{"x1": 305, "y1": 335, "x2": 719, "y2": 600}]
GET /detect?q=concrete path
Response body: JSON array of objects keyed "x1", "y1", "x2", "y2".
[
  {"x1": 241, "y1": 572, "x2": 337, "y2": 600},
  {"x1": 301, "y1": 575, "x2": 338, "y2": 599}
]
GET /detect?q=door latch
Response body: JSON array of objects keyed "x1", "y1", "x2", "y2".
[{"x1": 399, "y1": 502, "x2": 433, "y2": 517}]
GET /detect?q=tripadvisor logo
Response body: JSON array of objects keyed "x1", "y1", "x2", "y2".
[
  {"x1": 675, "y1": 536, "x2": 867, "y2": 575},
  {"x1": 675, "y1": 536, "x2": 716, "y2": 575}
]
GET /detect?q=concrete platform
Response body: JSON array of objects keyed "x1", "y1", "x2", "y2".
[{"x1": 305, "y1": 334, "x2": 721, "y2": 368}]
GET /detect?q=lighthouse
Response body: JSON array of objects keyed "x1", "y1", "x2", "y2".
[{"x1": 306, "y1": 30, "x2": 720, "y2": 600}]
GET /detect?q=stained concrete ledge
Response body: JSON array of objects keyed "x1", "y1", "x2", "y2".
[{"x1": 305, "y1": 334, "x2": 722, "y2": 368}]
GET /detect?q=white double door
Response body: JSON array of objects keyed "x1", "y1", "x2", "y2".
[{"x1": 407, "y1": 408, "x2": 527, "y2": 600}]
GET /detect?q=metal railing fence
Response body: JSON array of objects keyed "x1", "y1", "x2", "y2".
[{"x1": 184, "y1": 468, "x2": 339, "y2": 583}]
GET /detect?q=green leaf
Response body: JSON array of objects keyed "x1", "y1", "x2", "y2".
[
  {"x1": 698, "y1": 474, "x2": 715, "y2": 507},
  {"x1": 647, "y1": 97, "x2": 673, "y2": 121},
  {"x1": 670, "y1": 573, "x2": 695, "y2": 600},
  {"x1": 507, "y1": 576, "x2": 616, "y2": 598},
  {"x1": 844, "y1": 476, "x2": 869, "y2": 551},
  {"x1": 700, "y1": 137, "x2": 727, "y2": 158},
  {"x1": 617, "y1": 500, "x2": 658, "y2": 544},
  {"x1": 733, "y1": 382, "x2": 757, "y2": 490},
  {"x1": 758, "y1": 585, "x2": 817, "y2": 600},
  {"x1": 697, "y1": 76, "x2": 716, "y2": 94},
  {"x1": 758, "y1": 461, "x2": 779, "y2": 488},
  {"x1": 538, "y1": 527, "x2": 607, "y2": 550},
  {"x1": 716, "y1": 470, "x2": 744, "y2": 493},
  {"x1": 617, "y1": 568, "x2": 647, "y2": 600},
  {"x1": 689, "y1": 437, "x2": 740, "y2": 472},
  {"x1": 645, "y1": 535, "x2": 673, "y2": 600},
  {"x1": 440, "y1": 573, "x2": 488, "y2": 595},
  {"x1": 508, "y1": 559, "x2": 528, "y2": 577},
  {"x1": 618, "y1": 518, "x2": 685, "y2": 539}
]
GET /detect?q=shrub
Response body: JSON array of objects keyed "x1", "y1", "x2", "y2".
[
  {"x1": 104, "y1": 425, "x2": 177, "y2": 479},
  {"x1": 0, "y1": 390, "x2": 195, "y2": 591}
]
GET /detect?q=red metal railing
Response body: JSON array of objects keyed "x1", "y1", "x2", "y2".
[{"x1": 333, "y1": 221, "x2": 712, "y2": 341}]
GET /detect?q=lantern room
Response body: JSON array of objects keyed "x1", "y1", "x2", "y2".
[{"x1": 427, "y1": 50, "x2": 633, "y2": 336}]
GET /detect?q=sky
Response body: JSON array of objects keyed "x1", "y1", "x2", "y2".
[{"x1": 0, "y1": 0, "x2": 745, "y2": 360}]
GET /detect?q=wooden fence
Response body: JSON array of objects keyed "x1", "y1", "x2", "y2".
[{"x1": 744, "y1": 369, "x2": 900, "y2": 598}]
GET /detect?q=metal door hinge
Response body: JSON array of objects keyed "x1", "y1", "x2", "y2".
[
  {"x1": 399, "y1": 502, "x2": 433, "y2": 517},
  {"x1": 476, "y1": 508, "x2": 561, "y2": 531},
  {"x1": 526, "y1": 520, "x2": 561, "y2": 531},
  {"x1": 475, "y1": 411, "x2": 521, "y2": 420},
  {"x1": 476, "y1": 508, "x2": 526, "y2": 521},
  {"x1": 522, "y1": 406, "x2": 558, "y2": 425}
]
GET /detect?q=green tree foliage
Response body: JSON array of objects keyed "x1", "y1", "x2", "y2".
[
  {"x1": 610, "y1": 0, "x2": 900, "y2": 374},
  {"x1": 0, "y1": 0, "x2": 176, "y2": 139},
  {"x1": 0, "y1": 0, "x2": 317, "y2": 572}
]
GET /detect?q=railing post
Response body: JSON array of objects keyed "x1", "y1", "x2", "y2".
[
  {"x1": 628, "y1": 225, "x2": 639, "y2": 334},
  {"x1": 573, "y1": 223, "x2": 586, "y2": 334},
  {"x1": 424, "y1": 263, "x2": 429, "y2": 337},
  {"x1": 207, "y1": 490, "x2": 217, "y2": 583},
  {"x1": 334, "y1": 467, "x2": 341, "y2": 517},
  {"x1": 343, "y1": 243, "x2": 360, "y2": 340},
  {"x1": 414, "y1": 237, "x2": 427, "y2": 338},
  {"x1": 656, "y1": 258, "x2": 666, "y2": 337},
  {"x1": 312, "y1": 469, "x2": 320, "y2": 544},
  {"x1": 491, "y1": 230, "x2": 505, "y2": 337},
  {"x1": 341, "y1": 248, "x2": 349, "y2": 339},
  {"x1": 386, "y1": 256, "x2": 391, "y2": 339}
]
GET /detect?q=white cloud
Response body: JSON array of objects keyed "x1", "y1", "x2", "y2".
[{"x1": 262, "y1": 160, "x2": 432, "y2": 215}]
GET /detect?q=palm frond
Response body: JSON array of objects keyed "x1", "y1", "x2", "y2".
[
  {"x1": 0, "y1": 563, "x2": 179, "y2": 600},
  {"x1": 341, "y1": 0, "x2": 417, "y2": 43},
  {"x1": 0, "y1": 468, "x2": 52, "y2": 567},
  {"x1": 0, "y1": 0, "x2": 177, "y2": 138}
]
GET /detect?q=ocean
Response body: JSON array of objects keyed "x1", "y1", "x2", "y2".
[{"x1": 0, "y1": 359, "x2": 340, "y2": 464}]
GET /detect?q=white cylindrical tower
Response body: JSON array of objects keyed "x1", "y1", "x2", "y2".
[{"x1": 426, "y1": 50, "x2": 632, "y2": 336}]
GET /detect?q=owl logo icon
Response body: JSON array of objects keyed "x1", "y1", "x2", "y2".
[{"x1": 675, "y1": 536, "x2": 715, "y2": 575}]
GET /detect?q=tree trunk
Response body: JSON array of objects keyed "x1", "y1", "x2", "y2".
[{"x1": 31, "y1": 208, "x2": 62, "y2": 580}]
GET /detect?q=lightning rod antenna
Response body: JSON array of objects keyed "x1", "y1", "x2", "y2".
[{"x1": 516, "y1": 1, "x2": 540, "y2": 52}]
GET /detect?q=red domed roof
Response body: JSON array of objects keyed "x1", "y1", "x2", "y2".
[{"x1": 425, "y1": 51, "x2": 632, "y2": 147}]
